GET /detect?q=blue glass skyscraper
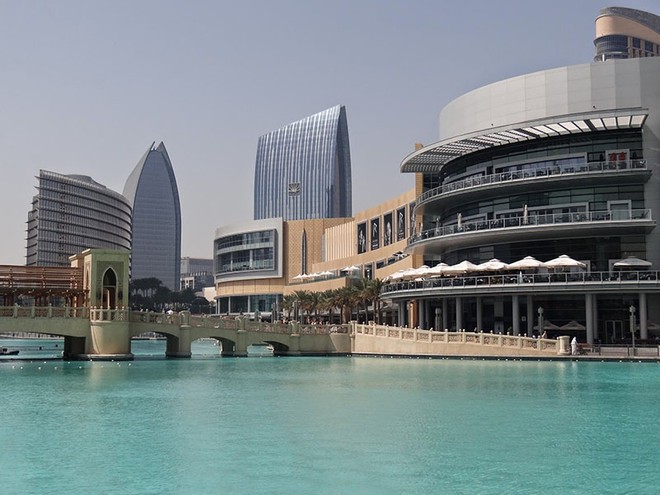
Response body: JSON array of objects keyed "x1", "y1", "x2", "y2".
[
  {"x1": 123, "y1": 142, "x2": 181, "y2": 290},
  {"x1": 253, "y1": 105, "x2": 352, "y2": 220}
]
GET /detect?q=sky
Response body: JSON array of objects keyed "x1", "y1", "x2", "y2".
[{"x1": 1, "y1": 0, "x2": 658, "y2": 265}]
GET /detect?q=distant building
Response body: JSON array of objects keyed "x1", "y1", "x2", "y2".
[
  {"x1": 594, "y1": 7, "x2": 660, "y2": 61},
  {"x1": 123, "y1": 142, "x2": 181, "y2": 290},
  {"x1": 26, "y1": 170, "x2": 131, "y2": 266},
  {"x1": 253, "y1": 105, "x2": 352, "y2": 221},
  {"x1": 180, "y1": 257, "x2": 213, "y2": 292}
]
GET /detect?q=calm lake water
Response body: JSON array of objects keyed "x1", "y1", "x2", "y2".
[{"x1": 1, "y1": 339, "x2": 659, "y2": 494}]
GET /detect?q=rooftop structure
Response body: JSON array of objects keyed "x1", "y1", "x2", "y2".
[{"x1": 594, "y1": 6, "x2": 660, "y2": 61}]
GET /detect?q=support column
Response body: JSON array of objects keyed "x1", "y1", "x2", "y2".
[
  {"x1": 585, "y1": 293, "x2": 594, "y2": 345},
  {"x1": 592, "y1": 295, "x2": 599, "y2": 342},
  {"x1": 442, "y1": 298, "x2": 448, "y2": 331},
  {"x1": 512, "y1": 295, "x2": 520, "y2": 336},
  {"x1": 420, "y1": 300, "x2": 428, "y2": 329},
  {"x1": 640, "y1": 292, "x2": 648, "y2": 340},
  {"x1": 526, "y1": 295, "x2": 534, "y2": 336},
  {"x1": 455, "y1": 297, "x2": 463, "y2": 331},
  {"x1": 397, "y1": 301, "x2": 405, "y2": 327},
  {"x1": 476, "y1": 296, "x2": 483, "y2": 332}
]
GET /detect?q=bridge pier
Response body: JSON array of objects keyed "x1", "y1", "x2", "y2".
[
  {"x1": 71, "y1": 316, "x2": 133, "y2": 361},
  {"x1": 63, "y1": 336, "x2": 86, "y2": 359},
  {"x1": 287, "y1": 332, "x2": 301, "y2": 356},
  {"x1": 166, "y1": 311, "x2": 192, "y2": 358}
]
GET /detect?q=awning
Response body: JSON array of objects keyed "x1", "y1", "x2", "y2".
[{"x1": 401, "y1": 109, "x2": 648, "y2": 173}]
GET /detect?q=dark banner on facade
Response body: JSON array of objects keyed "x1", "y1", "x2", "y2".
[
  {"x1": 383, "y1": 212, "x2": 393, "y2": 246},
  {"x1": 409, "y1": 202, "x2": 416, "y2": 236},
  {"x1": 357, "y1": 222, "x2": 367, "y2": 254},
  {"x1": 370, "y1": 217, "x2": 380, "y2": 251},
  {"x1": 396, "y1": 206, "x2": 406, "y2": 241}
]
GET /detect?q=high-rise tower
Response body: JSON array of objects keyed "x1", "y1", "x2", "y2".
[
  {"x1": 26, "y1": 170, "x2": 132, "y2": 266},
  {"x1": 594, "y1": 7, "x2": 660, "y2": 61},
  {"x1": 123, "y1": 142, "x2": 181, "y2": 290},
  {"x1": 253, "y1": 105, "x2": 352, "y2": 221}
]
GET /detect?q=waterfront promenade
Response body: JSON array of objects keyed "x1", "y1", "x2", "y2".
[{"x1": 2, "y1": 307, "x2": 659, "y2": 361}]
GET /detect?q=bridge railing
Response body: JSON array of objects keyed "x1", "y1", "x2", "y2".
[
  {"x1": 130, "y1": 311, "x2": 179, "y2": 325},
  {"x1": 189, "y1": 315, "x2": 240, "y2": 330},
  {"x1": 354, "y1": 323, "x2": 560, "y2": 353},
  {"x1": 90, "y1": 308, "x2": 130, "y2": 322},
  {"x1": 0, "y1": 305, "x2": 89, "y2": 318}
]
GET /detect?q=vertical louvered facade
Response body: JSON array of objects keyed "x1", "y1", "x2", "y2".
[{"x1": 253, "y1": 105, "x2": 352, "y2": 221}]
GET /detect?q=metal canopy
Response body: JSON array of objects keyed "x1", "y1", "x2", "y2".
[{"x1": 401, "y1": 109, "x2": 648, "y2": 173}]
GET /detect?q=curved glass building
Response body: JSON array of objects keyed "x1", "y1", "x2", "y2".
[
  {"x1": 386, "y1": 55, "x2": 660, "y2": 344},
  {"x1": 253, "y1": 105, "x2": 352, "y2": 221},
  {"x1": 594, "y1": 7, "x2": 660, "y2": 61},
  {"x1": 123, "y1": 142, "x2": 181, "y2": 290},
  {"x1": 26, "y1": 170, "x2": 132, "y2": 266}
]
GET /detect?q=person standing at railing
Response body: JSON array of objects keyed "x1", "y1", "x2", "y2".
[{"x1": 571, "y1": 336, "x2": 578, "y2": 356}]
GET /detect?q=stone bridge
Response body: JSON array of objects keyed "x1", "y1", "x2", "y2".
[{"x1": 0, "y1": 306, "x2": 352, "y2": 359}]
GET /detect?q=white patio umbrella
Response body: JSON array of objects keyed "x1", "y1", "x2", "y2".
[
  {"x1": 443, "y1": 260, "x2": 479, "y2": 275},
  {"x1": 428, "y1": 262, "x2": 449, "y2": 276},
  {"x1": 292, "y1": 274, "x2": 305, "y2": 280},
  {"x1": 319, "y1": 270, "x2": 334, "y2": 277},
  {"x1": 401, "y1": 266, "x2": 430, "y2": 279},
  {"x1": 545, "y1": 255, "x2": 586, "y2": 270},
  {"x1": 508, "y1": 256, "x2": 546, "y2": 270},
  {"x1": 385, "y1": 270, "x2": 407, "y2": 281},
  {"x1": 613, "y1": 256, "x2": 652, "y2": 268},
  {"x1": 476, "y1": 258, "x2": 509, "y2": 272},
  {"x1": 342, "y1": 265, "x2": 360, "y2": 272}
]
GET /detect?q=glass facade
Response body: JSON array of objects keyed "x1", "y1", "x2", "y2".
[
  {"x1": 26, "y1": 171, "x2": 132, "y2": 266},
  {"x1": 123, "y1": 142, "x2": 181, "y2": 290},
  {"x1": 253, "y1": 105, "x2": 352, "y2": 221},
  {"x1": 214, "y1": 229, "x2": 276, "y2": 274}
]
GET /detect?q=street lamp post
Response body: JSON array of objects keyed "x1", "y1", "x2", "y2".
[
  {"x1": 629, "y1": 305, "x2": 636, "y2": 356},
  {"x1": 537, "y1": 306, "x2": 544, "y2": 337}
]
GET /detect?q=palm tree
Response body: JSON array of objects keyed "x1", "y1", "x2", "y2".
[
  {"x1": 282, "y1": 294, "x2": 297, "y2": 320},
  {"x1": 292, "y1": 290, "x2": 312, "y2": 322},
  {"x1": 363, "y1": 279, "x2": 384, "y2": 324}
]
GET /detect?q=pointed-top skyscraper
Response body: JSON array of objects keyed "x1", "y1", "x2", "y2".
[{"x1": 123, "y1": 142, "x2": 181, "y2": 290}]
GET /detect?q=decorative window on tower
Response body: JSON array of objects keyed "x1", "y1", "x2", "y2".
[{"x1": 288, "y1": 182, "x2": 301, "y2": 196}]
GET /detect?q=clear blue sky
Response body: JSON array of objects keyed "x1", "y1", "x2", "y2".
[{"x1": 1, "y1": 0, "x2": 657, "y2": 265}]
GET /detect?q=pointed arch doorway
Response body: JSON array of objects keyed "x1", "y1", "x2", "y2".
[{"x1": 102, "y1": 268, "x2": 118, "y2": 310}]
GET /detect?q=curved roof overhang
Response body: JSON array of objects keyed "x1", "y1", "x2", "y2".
[{"x1": 401, "y1": 108, "x2": 648, "y2": 174}]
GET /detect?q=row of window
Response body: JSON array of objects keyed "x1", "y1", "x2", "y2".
[{"x1": 215, "y1": 229, "x2": 275, "y2": 252}]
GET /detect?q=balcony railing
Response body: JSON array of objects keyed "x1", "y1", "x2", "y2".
[
  {"x1": 382, "y1": 270, "x2": 660, "y2": 294},
  {"x1": 409, "y1": 209, "x2": 652, "y2": 245},
  {"x1": 418, "y1": 159, "x2": 647, "y2": 205}
]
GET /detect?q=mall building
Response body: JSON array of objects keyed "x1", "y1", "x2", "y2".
[
  {"x1": 386, "y1": 55, "x2": 660, "y2": 345},
  {"x1": 215, "y1": 7, "x2": 660, "y2": 344}
]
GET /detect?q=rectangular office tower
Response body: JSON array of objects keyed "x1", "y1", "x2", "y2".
[
  {"x1": 26, "y1": 170, "x2": 132, "y2": 266},
  {"x1": 253, "y1": 105, "x2": 352, "y2": 221}
]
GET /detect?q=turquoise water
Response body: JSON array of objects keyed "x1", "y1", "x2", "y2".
[{"x1": 1, "y1": 340, "x2": 659, "y2": 494}]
